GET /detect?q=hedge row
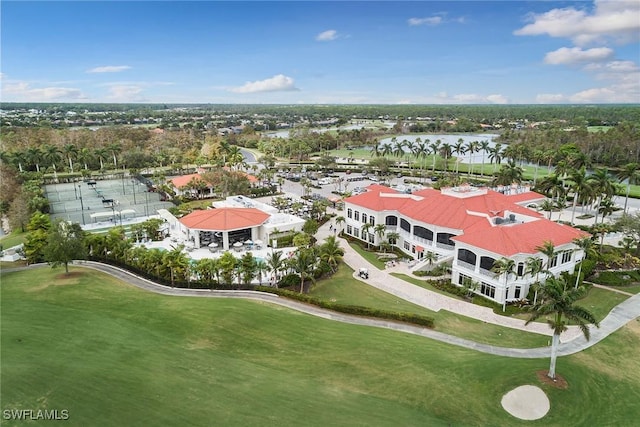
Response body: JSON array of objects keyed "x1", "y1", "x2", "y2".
[{"x1": 254, "y1": 286, "x2": 434, "y2": 328}]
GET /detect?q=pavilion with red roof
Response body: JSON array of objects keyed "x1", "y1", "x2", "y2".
[
  {"x1": 178, "y1": 207, "x2": 270, "y2": 250},
  {"x1": 343, "y1": 184, "x2": 589, "y2": 306}
]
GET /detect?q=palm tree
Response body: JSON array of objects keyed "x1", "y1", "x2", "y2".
[
  {"x1": 26, "y1": 147, "x2": 43, "y2": 172},
  {"x1": 162, "y1": 245, "x2": 189, "y2": 287},
  {"x1": 361, "y1": 223, "x2": 373, "y2": 249},
  {"x1": 598, "y1": 198, "x2": 616, "y2": 223},
  {"x1": 489, "y1": 143, "x2": 503, "y2": 173},
  {"x1": 334, "y1": 215, "x2": 346, "y2": 232},
  {"x1": 63, "y1": 144, "x2": 78, "y2": 173},
  {"x1": 568, "y1": 167, "x2": 593, "y2": 225},
  {"x1": 525, "y1": 256, "x2": 544, "y2": 304},
  {"x1": 493, "y1": 160, "x2": 523, "y2": 186},
  {"x1": 108, "y1": 142, "x2": 122, "y2": 168},
  {"x1": 616, "y1": 163, "x2": 640, "y2": 214},
  {"x1": 537, "y1": 174, "x2": 565, "y2": 203},
  {"x1": 540, "y1": 199, "x2": 555, "y2": 220},
  {"x1": 292, "y1": 248, "x2": 316, "y2": 293},
  {"x1": 266, "y1": 250, "x2": 284, "y2": 287},
  {"x1": 588, "y1": 168, "x2": 617, "y2": 223},
  {"x1": 491, "y1": 257, "x2": 516, "y2": 312},
  {"x1": 77, "y1": 147, "x2": 93, "y2": 171},
  {"x1": 424, "y1": 251, "x2": 438, "y2": 269},
  {"x1": 94, "y1": 148, "x2": 109, "y2": 170},
  {"x1": 42, "y1": 144, "x2": 62, "y2": 179},
  {"x1": 479, "y1": 140, "x2": 491, "y2": 176},
  {"x1": 453, "y1": 139, "x2": 466, "y2": 175},
  {"x1": 526, "y1": 276, "x2": 599, "y2": 379},
  {"x1": 373, "y1": 224, "x2": 386, "y2": 247},
  {"x1": 380, "y1": 142, "x2": 393, "y2": 158},
  {"x1": 465, "y1": 140, "x2": 478, "y2": 176},
  {"x1": 572, "y1": 237, "x2": 595, "y2": 289},
  {"x1": 319, "y1": 235, "x2": 344, "y2": 272},
  {"x1": 439, "y1": 143, "x2": 453, "y2": 172},
  {"x1": 255, "y1": 259, "x2": 268, "y2": 285},
  {"x1": 10, "y1": 151, "x2": 26, "y2": 173},
  {"x1": 429, "y1": 140, "x2": 441, "y2": 173},
  {"x1": 387, "y1": 231, "x2": 400, "y2": 246},
  {"x1": 536, "y1": 240, "x2": 557, "y2": 278}
]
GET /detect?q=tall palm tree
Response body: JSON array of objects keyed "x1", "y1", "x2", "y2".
[
  {"x1": 292, "y1": 248, "x2": 316, "y2": 293},
  {"x1": 491, "y1": 257, "x2": 516, "y2": 312},
  {"x1": 26, "y1": 147, "x2": 43, "y2": 172},
  {"x1": 42, "y1": 144, "x2": 62, "y2": 179},
  {"x1": 255, "y1": 259, "x2": 268, "y2": 285},
  {"x1": 380, "y1": 142, "x2": 393, "y2": 158},
  {"x1": 439, "y1": 143, "x2": 453, "y2": 172},
  {"x1": 429, "y1": 140, "x2": 441, "y2": 173},
  {"x1": 540, "y1": 199, "x2": 555, "y2": 220},
  {"x1": 94, "y1": 148, "x2": 109, "y2": 170},
  {"x1": 479, "y1": 140, "x2": 491, "y2": 176},
  {"x1": 568, "y1": 167, "x2": 593, "y2": 225},
  {"x1": 108, "y1": 142, "x2": 122, "y2": 168},
  {"x1": 77, "y1": 147, "x2": 93, "y2": 171},
  {"x1": 453, "y1": 139, "x2": 466, "y2": 175},
  {"x1": 266, "y1": 250, "x2": 284, "y2": 287},
  {"x1": 616, "y1": 163, "x2": 640, "y2": 214},
  {"x1": 525, "y1": 256, "x2": 544, "y2": 304},
  {"x1": 588, "y1": 168, "x2": 617, "y2": 224},
  {"x1": 536, "y1": 240, "x2": 557, "y2": 278},
  {"x1": 465, "y1": 140, "x2": 478, "y2": 176},
  {"x1": 572, "y1": 237, "x2": 595, "y2": 289},
  {"x1": 334, "y1": 215, "x2": 346, "y2": 232},
  {"x1": 63, "y1": 144, "x2": 78, "y2": 173},
  {"x1": 537, "y1": 174, "x2": 565, "y2": 202},
  {"x1": 373, "y1": 223, "x2": 386, "y2": 246},
  {"x1": 489, "y1": 143, "x2": 503, "y2": 173},
  {"x1": 361, "y1": 223, "x2": 373, "y2": 249},
  {"x1": 387, "y1": 231, "x2": 400, "y2": 246},
  {"x1": 526, "y1": 276, "x2": 599, "y2": 379},
  {"x1": 10, "y1": 151, "x2": 26, "y2": 173},
  {"x1": 494, "y1": 160, "x2": 523, "y2": 186}
]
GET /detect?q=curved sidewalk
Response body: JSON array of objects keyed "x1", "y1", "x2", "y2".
[
  {"x1": 316, "y1": 218, "x2": 634, "y2": 343},
  {"x1": 2, "y1": 262, "x2": 639, "y2": 358}
]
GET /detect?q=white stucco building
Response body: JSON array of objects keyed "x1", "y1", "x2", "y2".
[{"x1": 343, "y1": 184, "x2": 589, "y2": 306}]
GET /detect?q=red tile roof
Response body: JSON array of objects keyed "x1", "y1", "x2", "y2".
[
  {"x1": 170, "y1": 173, "x2": 210, "y2": 189},
  {"x1": 452, "y1": 220, "x2": 590, "y2": 256},
  {"x1": 179, "y1": 207, "x2": 269, "y2": 231}
]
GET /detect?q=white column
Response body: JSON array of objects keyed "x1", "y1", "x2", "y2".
[{"x1": 223, "y1": 232, "x2": 230, "y2": 250}]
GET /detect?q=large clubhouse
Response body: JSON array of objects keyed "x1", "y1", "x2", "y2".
[{"x1": 343, "y1": 184, "x2": 589, "y2": 306}]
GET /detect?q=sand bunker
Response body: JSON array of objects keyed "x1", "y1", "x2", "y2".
[{"x1": 501, "y1": 385, "x2": 550, "y2": 420}]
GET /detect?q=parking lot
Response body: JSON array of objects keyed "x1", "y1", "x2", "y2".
[{"x1": 45, "y1": 178, "x2": 174, "y2": 225}]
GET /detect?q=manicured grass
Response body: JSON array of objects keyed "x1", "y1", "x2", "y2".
[
  {"x1": 0, "y1": 229, "x2": 27, "y2": 249},
  {"x1": 576, "y1": 286, "x2": 629, "y2": 321},
  {"x1": 313, "y1": 266, "x2": 549, "y2": 348},
  {"x1": 391, "y1": 273, "x2": 463, "y2": 299},
  {"x1": 610, "y1": 284, "x2": 640, "y2": 295},
  {"x1": 2, "y1": 267, "x2": 639, "y2": 426},
  {"x1": 348, "y1": 242, "x2": 387, "y2": 269}
]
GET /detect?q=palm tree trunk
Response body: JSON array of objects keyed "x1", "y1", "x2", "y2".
[
  {"x1": 575, "y1": 261, "x2": 583, "y2": 289},
  {"x1": 624, "y1": 183, "x2": 630, "y2": 213},
  {"x1": 503, "y1": 276, "x2": 508, "y2": 312},
  {"x1": 548, "y1": 333, "x2": 560, "y2": 379},
  {"x1": 571, "y1": 195, "x2": 578, "y2": 224}
]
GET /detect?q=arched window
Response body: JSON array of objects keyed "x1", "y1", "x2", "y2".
[
  {"x1": 436, "y1": 232, "x2": 455, "y2": 246},
  {"x1": 457, "y1": 248, "x2": 477, "y2": 266},
  {"x1": 385, "y1": 215, "x2": 398, "y2": 226},
  {"x1": 413, "y1": 226, "x2": 433, "y2": 241},
  {"x1": 400, "y1": 218, "x2": 411, "y2": 232},
  {"x1": 480, "y1": 256, "x2": 496, "y2": 271}
]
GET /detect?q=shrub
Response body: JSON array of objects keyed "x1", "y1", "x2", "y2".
[
  {"x1": 254, "y1": 287, "x2": 434, "y2": 328},
  {"x1": 278, "y1": 273, "x2": 300, "y2": 288}
]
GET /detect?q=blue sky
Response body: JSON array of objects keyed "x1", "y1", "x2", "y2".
[{"x1": 2, "y1": 1, "x2": 638, "y2": 104}]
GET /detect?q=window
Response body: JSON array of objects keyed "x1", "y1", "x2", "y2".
[
  {"x1": 368, "y1": 233, "x2": 375, "y2": 243},
  {"x1": 354, "y1": 211, "x2": 360, "y2": 221},
  {"x1": 385, "y1": 216, "x2": 398, "y2": 226},
  {"x1": 347, "y1": 208, "x2": 352, "y2": 219},
  {"x1": 561, "y1": 251, "x2": 572, "y2": 264},
  {"x1": 362, "y1": 213, "x2": 367, "y2": 223},
  {"x1": 414, "y1": 226, "x2": 433, "y2": 241},
  {"x1": 517, "y1": 262, "x2": 524, "y2": 277},
  {"x1": 404, "y1": 241, "x2": 410, "y2": 250},
  {"x1": 353, "y1": 228, "x2": 359, "y2": 238},
  {"x1": 480, "y1": 283, "x2": 496, "y2": 299},
  {"x1": 369, "y1": 216, "x2": 375, "y2": 225},
  {"x1": 549, "y1": 255, "x2": 558, "y2": 269},
  {"x1": 346, "y1": 225, "x2": 352, "y2": 235},
  {"x1": 514, "y1": 286, "x2": 522, "y2": 299},
  {"x1": 400, "y1": 218, "x2": 411, "y2": 232},
  {"x1": 457, "y1": 248, "x2": 477, "y2": 266},
  {"x1": 458, "y1": 273, "x2": 472, "y2": 286}
]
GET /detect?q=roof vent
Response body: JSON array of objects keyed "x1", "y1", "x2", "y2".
[{"x1": 494, "y1": 217, "x2": 504, "y2": 225}]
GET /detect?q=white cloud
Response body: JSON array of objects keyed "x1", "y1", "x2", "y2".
[
  {"x1": 536, "y1": 93, "x2": 567, "y2": 104},
  {"x1": 87, "y1": 65, "x2": 132, "y2": 73},
  {"x1": 408, "y1": 16, "x2": 443, "y2": 26},
  {"x1": 569, "y1": 87, "x2": 618, "y2": 103},
  {"x1": 228, "y1": 74, "x2": 299, "y2": 94},
  {"x1": 106, "y1": 85, "x2": 146, "y2": 102},
  {"x1": 486, "y1": 94, "x2": 509, "y2": 104},
  {"x1": 316, "y1": 30, "x2": 338, "y2": 41},
  {"x1": 2, "y1": 79, "x2": 87, "y2": 101},
  {"x1": 514, "y1": 0, "x2": 640, "y2": 46},
  {"x1": 544, "y1": 46, "x2": 614, "y2": 65}
]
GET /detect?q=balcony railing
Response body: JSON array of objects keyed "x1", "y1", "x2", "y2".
[
  {"x1": 435, "y1": 242, "x2": 454, "y2": 251},
  {"x1": 479, "y1": 268, "x2": 496, "y2": 277},
  {"x1": 455, "y1": 260, "x2": 476, "y2": 271}
]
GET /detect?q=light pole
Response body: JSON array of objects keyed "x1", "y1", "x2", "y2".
[
  {"x1": 131, "y1": 179, "x2": 137, "y2": 204},
  {"x1": 78, "y1": 184, "x2": 85, "y2": 225}
]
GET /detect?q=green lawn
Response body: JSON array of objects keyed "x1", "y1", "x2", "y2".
[
  {"x1": 2, "y1": 267, "x2": 639, "y2": 426},
  {"x1": 0, "y1": 229, "x2": 27, "y2": 249},
  {"x1": 391, "y1": 273, "x2": 463, "y2": 299},
  {"x1": 313, "y1": 266, "x2": 549, "y2": 349},
  {"x1": 348, "y1": 242, "x2": 387, "y2": 269}
]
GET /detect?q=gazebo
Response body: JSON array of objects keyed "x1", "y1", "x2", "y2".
[{"x1": 178, "y1": 207, "x2": 270, "y2": 250}]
